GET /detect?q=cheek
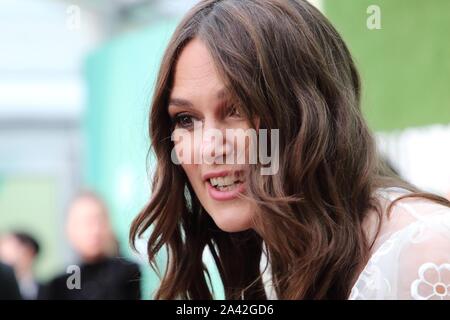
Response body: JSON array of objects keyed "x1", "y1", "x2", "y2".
[
  {"x1": 181, "y1": 163, "x2": 201, "y2": 189},
  {"x1": 174, "y1": 139, "x2": 190, "y2": 165},
  {"x1": 173, "y1": 129, "x2": 198, "y2": 165}
]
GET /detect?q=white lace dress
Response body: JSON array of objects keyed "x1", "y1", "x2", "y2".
[{"x1": 261, "y1": 187, "x2": 450, "y2": 300}]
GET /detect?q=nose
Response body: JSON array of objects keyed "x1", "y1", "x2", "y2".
[{"x1": 200, "y1": 122, "x2": 234, "y2": 165}]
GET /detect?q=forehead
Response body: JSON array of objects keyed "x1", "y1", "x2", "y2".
[{"x1": 172, "y1": 38, "x2": 224, "y2": 97}]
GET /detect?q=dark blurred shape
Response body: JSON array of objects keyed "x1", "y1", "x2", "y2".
[
  {"x1": 0, "y1": 231, "x2": 42, "y2": 299},
  {"x1": 14, "y1": 232, "x2": 40, "y2": 256},
  {"x1": 38, "y1": 191, "x2": 141, "y2": 300},
  {"x1": 0, "y1": 261, "x2": 22, "y2": 300},
  {"x1": 38, "y1": 257, "x2": 141, "y2": 300}
]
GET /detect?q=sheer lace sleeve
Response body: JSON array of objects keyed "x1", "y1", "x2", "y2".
[
  {"x1": 350, "y1": 190, "x2": 450, "y2": 300},
  {"x1": 400, "y1": 213, "x2": 450, "y2": 299}
]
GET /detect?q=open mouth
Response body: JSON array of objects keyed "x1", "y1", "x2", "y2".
[{"x1": 207, "y1": 171, "x2": 244, "y2": 192}]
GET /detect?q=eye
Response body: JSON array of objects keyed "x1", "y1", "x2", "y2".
[{"x1": 172, "y1": 113, "x2": 200, "y2": 130}]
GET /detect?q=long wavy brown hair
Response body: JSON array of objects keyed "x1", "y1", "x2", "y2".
[{"x1": 130, "y1": 0, "x2": 450, "y2": 299}]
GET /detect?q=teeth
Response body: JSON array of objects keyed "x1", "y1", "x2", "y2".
[
  {"x1": 209, "y1": 172, "x2": 243, "y2": 189},
  {"x1": 215, "y1": 184, "x2": 239, "y2": 192}
]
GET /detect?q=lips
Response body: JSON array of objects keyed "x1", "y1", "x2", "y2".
[{"x1": 203, "y1": 170, "x2": 246, "y2": 201}]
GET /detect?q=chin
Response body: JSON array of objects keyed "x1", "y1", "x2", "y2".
[{"x1": 210, "y1": 209, "x2": 253, "y2": 233}]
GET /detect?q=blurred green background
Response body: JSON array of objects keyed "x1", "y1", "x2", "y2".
[{"x1": 326, "y1": 0, "x2": 450, "y2": 130}]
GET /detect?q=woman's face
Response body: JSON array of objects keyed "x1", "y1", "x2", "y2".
[{"x1": 168, "y1": 38, "x2": 255, "y2": 232}]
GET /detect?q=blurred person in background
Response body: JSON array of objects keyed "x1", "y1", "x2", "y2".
[
  {"x1": 39, "y1": 191, "x2": 141, "y2": 300},
  {"x1": 0, "y1": 232, "x2": 41, "y2": 300},
  {"x1": 0, "y1": 261, "x2": 22, "y2": 300}
]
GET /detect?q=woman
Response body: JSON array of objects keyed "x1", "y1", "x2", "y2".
[{"x1": 130, "y1": 0, "x2": 450, "y2": 299}]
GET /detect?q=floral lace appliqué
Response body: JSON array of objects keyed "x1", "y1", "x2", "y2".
[{"x1": 411, "y1": 263, "x2": 450, "y2": 300}]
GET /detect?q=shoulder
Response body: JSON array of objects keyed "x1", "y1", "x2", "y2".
[
  {"x1": 0, "y1": 262, "x2": 21, "y2": 300},
  {"x1": 107, "y1": 257, "x2": 141, "y2": 278},
  {"x1": 352, "y1": 188, "x2": 450, "y2": 299},
  {"x1": 0, "y1": 262, "x2": 15, "y2": 279},
  {"x1": 367, "y1": 187, "x2": 450, "y2": 250},
  {"x1": 37, "y1": 270, "x2": 71, "y2": 299},
  {"x1": 109, "y1": 257, "x2": 140, "y2": 269}
]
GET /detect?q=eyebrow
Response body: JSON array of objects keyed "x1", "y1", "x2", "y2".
[
  {"x1": 168, "y1": 87, "x2": 228, "y2": 108},
  {"x1": 167, "y1": 97, "x2": 193, "y2": 108}
]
